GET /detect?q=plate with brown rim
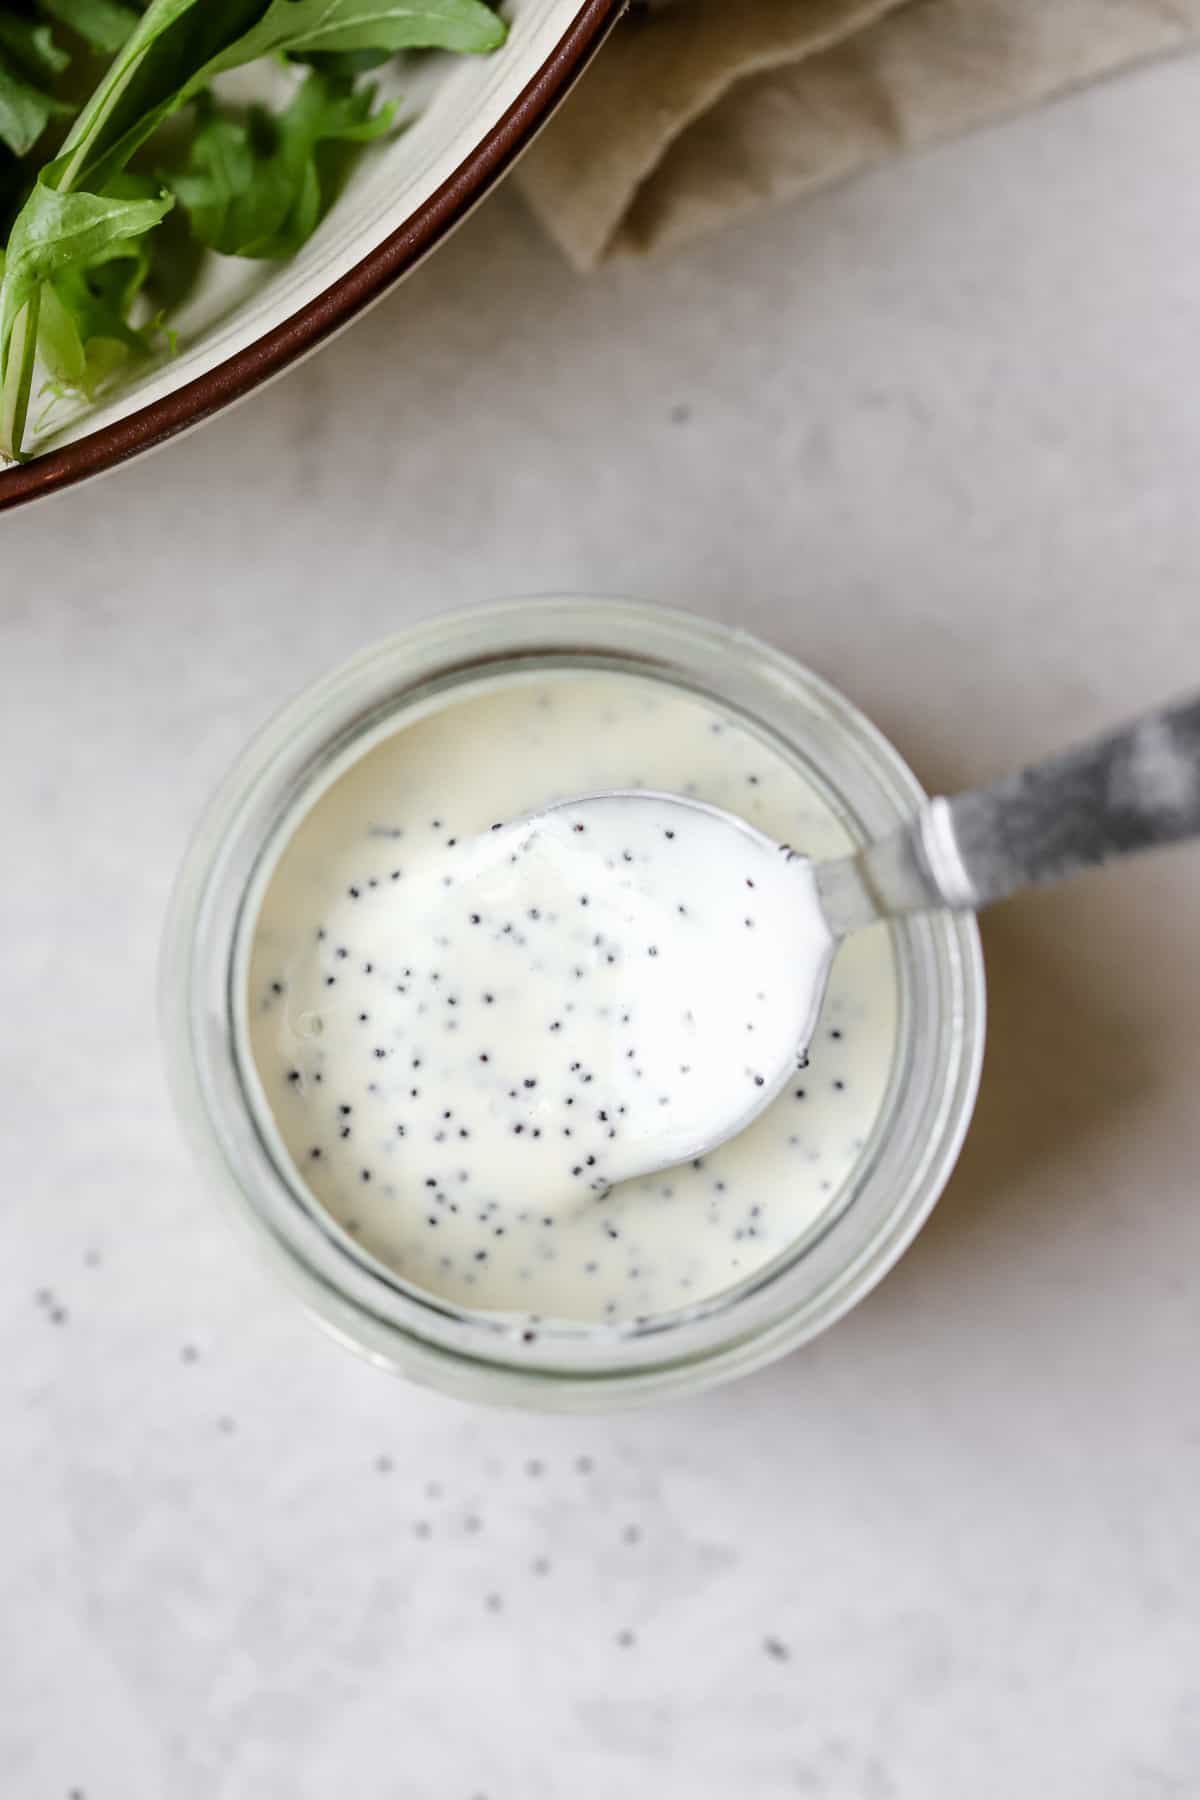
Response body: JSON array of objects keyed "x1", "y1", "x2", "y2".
[{"x1": 0, "y1": 0, "x2": 622, "y2": 514}]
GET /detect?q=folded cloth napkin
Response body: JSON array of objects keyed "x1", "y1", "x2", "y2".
[{"x1": 515, "y1": 0, "x2": 1200, "y2": 268}]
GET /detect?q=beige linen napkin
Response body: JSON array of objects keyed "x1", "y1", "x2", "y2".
[{"x1": 516, "y1": 0, "x2": 1200, "y2": 268}]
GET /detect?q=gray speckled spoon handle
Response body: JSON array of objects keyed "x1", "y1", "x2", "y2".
[{"x1": 816, "y1": 693, "x2": 1200, "y2": 935}]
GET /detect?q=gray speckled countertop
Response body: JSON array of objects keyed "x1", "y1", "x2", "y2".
[{"x1": 4, "y1": 51, "x2": 1200, "y2": 1800}]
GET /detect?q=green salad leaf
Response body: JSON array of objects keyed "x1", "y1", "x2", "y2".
[
  {"x1": 52, "y1": 1, "x2": 269, "y2": 193},
  {"x1": 0, "y1": 50, "x2": 71, "y2": 157},
  {"x1": 207, "y1": 0, "x2": 507, "y2": 67},
  {"x1": 0, "y1": 10, "x2": 74, "y2": 160},
  {"x1": 0, "y1": 174, "x2": 171, "y2": 359},
  {"x1": 0, "y1": 0, "x2": 505, "y2": 461},
  {"x1": 41, "y1": 0, "x2": 142, "y2": 58},
  {"x1": 39, "y1": 226, "x2": 157, "y2": 395},
  {"x1": 167, "y1": 70, "x2": 394, "y2": 260},
  {"x1": 0, "y1": 175, "x2": 170, "y2": 454},
  {"x1": 0, "y1": 16, "x2": 70, "y2": 83},
  {"x1": 58, "y1": 0, "x2": 504, "y2": 195}
]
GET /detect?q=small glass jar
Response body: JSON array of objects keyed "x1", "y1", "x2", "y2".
[{"x1": 161, "y1": 599, "x2": 985, "y2": 1409}]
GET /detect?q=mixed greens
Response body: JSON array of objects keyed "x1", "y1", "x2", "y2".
[{"x1": 0, "y1": 0, "x2": 506, "y2": 461}]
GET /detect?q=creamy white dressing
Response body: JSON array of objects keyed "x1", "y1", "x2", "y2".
[{"x1": 246, "y1": 671, "x2": 898, "y2": 1323}]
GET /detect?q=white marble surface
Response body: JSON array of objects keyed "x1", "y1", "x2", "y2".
[{"x1": 4, "y1": 50, "x2": 1200, "y2": 1800}]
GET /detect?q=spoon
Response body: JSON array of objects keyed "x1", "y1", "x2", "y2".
[{"x1": 525, "y1": 690, "x2": 1200, "y2": 1185}]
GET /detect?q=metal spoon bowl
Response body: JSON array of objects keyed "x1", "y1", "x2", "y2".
[{"x1": 541, "y1": 689, "x2": 1200, "y2": 1179}]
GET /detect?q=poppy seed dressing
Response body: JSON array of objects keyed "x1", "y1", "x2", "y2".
[{"x1": 246, "y1": 672, "x2": 899, "y2": 1323}]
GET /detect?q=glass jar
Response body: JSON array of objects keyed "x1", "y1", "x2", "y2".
[{"x1": 160, "y1": 599, "x2": 985, "y2": 1409}]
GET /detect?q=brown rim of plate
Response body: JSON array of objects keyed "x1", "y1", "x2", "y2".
[{"x1": 0, "y1": 0, "x2": 625, "y2": 515}]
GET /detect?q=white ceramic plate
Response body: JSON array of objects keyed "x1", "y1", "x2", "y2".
[{"x1": 0, "y1": 0, "x2": 621, "y2": 511}]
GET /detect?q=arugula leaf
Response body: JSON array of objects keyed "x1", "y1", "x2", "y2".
[
  {"x1": 167, "y1": 70, "x2": 394, "y2": 259},
  {"x1": 0, "y1": 0, "x2": 506, "y2": 459},
  {"x1": 0, "y1": 176, "x2": 170, "y2": 365},
  {"x1": 54, "y1": 1, "x2": 269, "y2": 192},
  {"x1": 0, "y1": 175, "x2": 169, "y2": 454},
  {"x1": 39, "y1": 224, "x2": 156, "y2": 393},
  {"x1": 294, "y1": 48, "x2": 395, "y2": 80},
  {"x1": 64, "y1": 0, "x2": 505, "y2": 195},
  {"x1": 208, "y1": 0, "x2": 508, "y2": 68},
  {"x1": 40, "y1": 0, "x2": 142, "y2": 58},
  {"x1": 0, "y1": 49, "x2": 71, "y2": 157},
  {"x1": 0, "y1": 17, "x2": 70, "y2": 83}
]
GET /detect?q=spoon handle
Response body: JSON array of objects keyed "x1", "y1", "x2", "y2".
[{"x1": 817, "y1": 693, "x2": 1200, "y2": 932}]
